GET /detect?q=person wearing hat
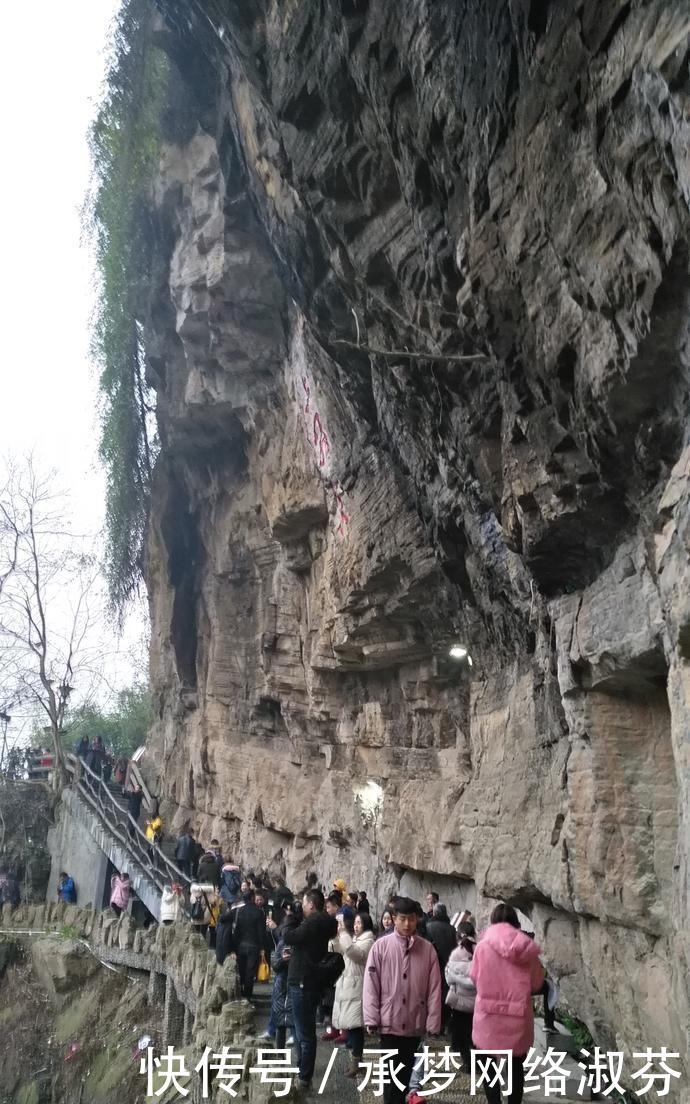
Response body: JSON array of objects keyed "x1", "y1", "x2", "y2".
[{"x1": 332, "y1": 878, "x2": 347, "y2": 903}]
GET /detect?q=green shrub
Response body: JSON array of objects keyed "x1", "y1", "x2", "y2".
[
  {"x1": 59, "y1": 924, "x2": 81, "y2": 941},
  {"x1": 558, "y1": 1009, "x2": 595, "y2": 1050}
]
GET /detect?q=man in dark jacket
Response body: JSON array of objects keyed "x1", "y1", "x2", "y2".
[
  {"x1": 426, "y1": 903, "x2": 457, "y2": 971},
  {"x1": 426, "y1": 902, "x2": 458, "y2": 1027},
  {"x1": 283, "y1": 889, "x2": 338, "y2": 1092},
  {"x1": 231, "y1": 890, "x2": 268, "y2": 998},
  {"x1": 197, "y1": 848, "x2": 221, "y2": 888},
  {"x1": 174, "y1": 829, "x2": 196, "y2": 877},
  {"x1": 216, "y1": 904, "x2": 235, "y2": 967}
]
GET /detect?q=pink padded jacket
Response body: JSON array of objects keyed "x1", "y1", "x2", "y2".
[
  {"x1": 363, "y1": 931, "x2": 442, "y2": 1037},
  {"x1": 469, "y1": 923, "x2": 545, "y2": 1055}
]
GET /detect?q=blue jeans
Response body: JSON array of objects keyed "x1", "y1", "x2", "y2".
[{"x1": 289, "y1": 983, "x2": 319, "y2": 1085}]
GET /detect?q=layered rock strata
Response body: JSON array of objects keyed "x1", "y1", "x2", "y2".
[{"x1": 143, "y1": 0, "x2": 690, "y2": 1073}]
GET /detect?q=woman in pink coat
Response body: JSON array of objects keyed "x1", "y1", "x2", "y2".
[
  {"x1": 110, "y1": 871, "x2": 131, "y2": 917},
  {"x1": 469, "y1": 904, "x2": 544, "y2": 1104}
]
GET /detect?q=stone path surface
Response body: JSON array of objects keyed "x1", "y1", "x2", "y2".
[
  {"x1": 251, "y1": 983, "x2": 586, "y2": 1104},
  {"x1": 253, "y1": 982, "x2": 483, "y2": 1103}
]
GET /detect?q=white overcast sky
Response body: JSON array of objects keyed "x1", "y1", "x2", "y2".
[{"x1": 0, "y1": 0, "x2": 149, "y2": 734}]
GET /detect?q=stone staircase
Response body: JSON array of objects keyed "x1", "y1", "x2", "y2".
[{"x1": 62, "y1": 756, "x2": 192, "y2": 921}]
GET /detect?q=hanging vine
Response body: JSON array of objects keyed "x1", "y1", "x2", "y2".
[{"x1": 84, "y1": 0, "x2": 168, "y2": 617}]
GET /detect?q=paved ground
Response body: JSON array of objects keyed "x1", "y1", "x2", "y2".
[
  {"x1": 251, "y1": 982, "x2": 476, "y2": 1102},
  {"x1": 250, "y1": 984, "x2": 585, "y2": 1104}
]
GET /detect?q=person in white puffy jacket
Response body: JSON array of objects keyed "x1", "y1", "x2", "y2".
[
  {"x1": 332, "y1": 911, "x2": 376, "y2": 1078},
  {"x1": 444, "y1": 921, "x2": 477, "y2": 1069},
  {"x1": 160, "y1": 883, "x2": 184, "y2": 925}
]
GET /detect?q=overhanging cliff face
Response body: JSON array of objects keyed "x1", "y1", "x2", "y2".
[{"x1": 144, "y1": 0, "x2": 690, "y2": 1063}]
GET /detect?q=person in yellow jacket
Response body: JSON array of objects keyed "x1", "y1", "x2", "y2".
[
  {"x1": 206, "y1": 889, "x2": 221, "y2": 950},
  {"x1": 145, "y1": 814, "x2": 163, "y2": 846}
]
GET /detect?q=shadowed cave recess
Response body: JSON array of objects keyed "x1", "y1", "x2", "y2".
[{"x1": 141, "y1": 0, "x2": 690, "y2": 1067}]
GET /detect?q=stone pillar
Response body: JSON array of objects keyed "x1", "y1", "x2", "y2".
[
  {"x1": 163, "y1": 975, "x2": 185, "y2": 1046},
  {"x1": 148, "y1": 968, "x2": 166, "y2": 1007}
]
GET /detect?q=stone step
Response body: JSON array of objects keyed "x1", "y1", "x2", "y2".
[
  {"x1": 529, "y1": 1020, "x2": 587, "y2": 1099},
  {"x1": 534, "y1": 1018, "x2": 581, "y2": 1056}
]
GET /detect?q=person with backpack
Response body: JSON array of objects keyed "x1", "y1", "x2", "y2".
[
  {"x1": 197, "y1": 847, "x2": 222, "y2": 888},
  {"x1": 332, "y1": 910, "x2": 375, "y2": 1078},
  {"x1": 283, "y1": 888, "x2": 338, "y2": 1093},
  {"x1": 57, "y1": 872, "x2": 77, "y2": 904},
  {"x1": 219, "y1": 860, "x2": 243, "y2": 904},
  {"x1": 363, "y1": 896, "x2": 442, "y2": 1104},
  {"x1": 190, "y1": 884, "x2": 215, "y2": 939}
]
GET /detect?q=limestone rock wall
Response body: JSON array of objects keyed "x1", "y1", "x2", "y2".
[{"x1": 144, "y1": 0, "x2": 690, "y2": 1071}]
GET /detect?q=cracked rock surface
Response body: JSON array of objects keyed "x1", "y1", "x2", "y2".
[{"x1": 144, "y1": 0, "x2": 690, "y2": 1072}]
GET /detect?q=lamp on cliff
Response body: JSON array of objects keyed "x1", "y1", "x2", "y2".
[{"x1": 448, "y1": 644, "x2": 473, "y2": 668}]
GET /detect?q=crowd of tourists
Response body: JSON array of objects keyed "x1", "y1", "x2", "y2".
[
  {"x1": 55, "y1": 773, "x2": 557, "y2": 1104},
  {"x1": 149, "y1": 837, "x2": 557, "y2": 1104}
]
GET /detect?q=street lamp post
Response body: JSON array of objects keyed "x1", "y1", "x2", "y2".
[{"x1": 0, "y1": 710, "x2": 11, "y2": 773}]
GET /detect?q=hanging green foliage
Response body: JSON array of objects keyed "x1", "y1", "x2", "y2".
[{"x1": 85, "y1": 0, "x2": 169, "y2": 618}]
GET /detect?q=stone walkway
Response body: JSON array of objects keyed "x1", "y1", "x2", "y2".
[
  {"x1": 251, "y1": 982, "x2": 476, "y2": 1103},
  {"x1": 251, "y1": 983, "x2": 584, "y2": 1104}
]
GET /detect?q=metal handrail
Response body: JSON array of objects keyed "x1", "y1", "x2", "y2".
[{"x1": 65, "y1": 754, "x2": 192, "y2": 897}]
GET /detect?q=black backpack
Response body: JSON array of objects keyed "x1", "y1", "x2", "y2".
[
  {"x1": 313, "y1": 951, "x2": 345, "y2": 990},
  {"x1": 191, "y1": 899, "x2": 206, "y2": 922}
]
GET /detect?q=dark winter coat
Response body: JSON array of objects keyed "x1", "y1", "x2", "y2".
[
  {"x1": 232, "y1": 902, "x2": 266, "y2": 948},
  {"x1": 174, "y1": 834, "x2": 196, "y2": 863},
  {"x1": 197, "y1": 852, "x2": 221, "y2": 888},
  {"x1": 127, "y1": 790, "x2": 143, "y2": 822},
  {"x1": 219, "y1": 864, "x2": 242, "y2": 904},
  {"x1": 270, "y1": 939, "x2": 294, "y2": 1028},
  {"x1": 216, "y1": 910, "x2": 235, "y2": 965},
  {"x1": 283, "y1": 909, "x2": 338, "y2": 988},
  {"x1": 426, "y1": 917, "x2": 458, "y2": 971}
]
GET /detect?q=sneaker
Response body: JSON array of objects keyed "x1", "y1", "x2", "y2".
[
  {"x1": 544, "y1": 1026, "x2": 558, "y2": 1035},
  {"x1": 320, "y1": 1027, "x2": 336, "y2": 1041},
  {"x1": 258, "y1": 1030, "x2": 274, "y2": 1040},
  {"x1": 286, "y1": 1035, "x2": 295, "y2": 1045}
]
